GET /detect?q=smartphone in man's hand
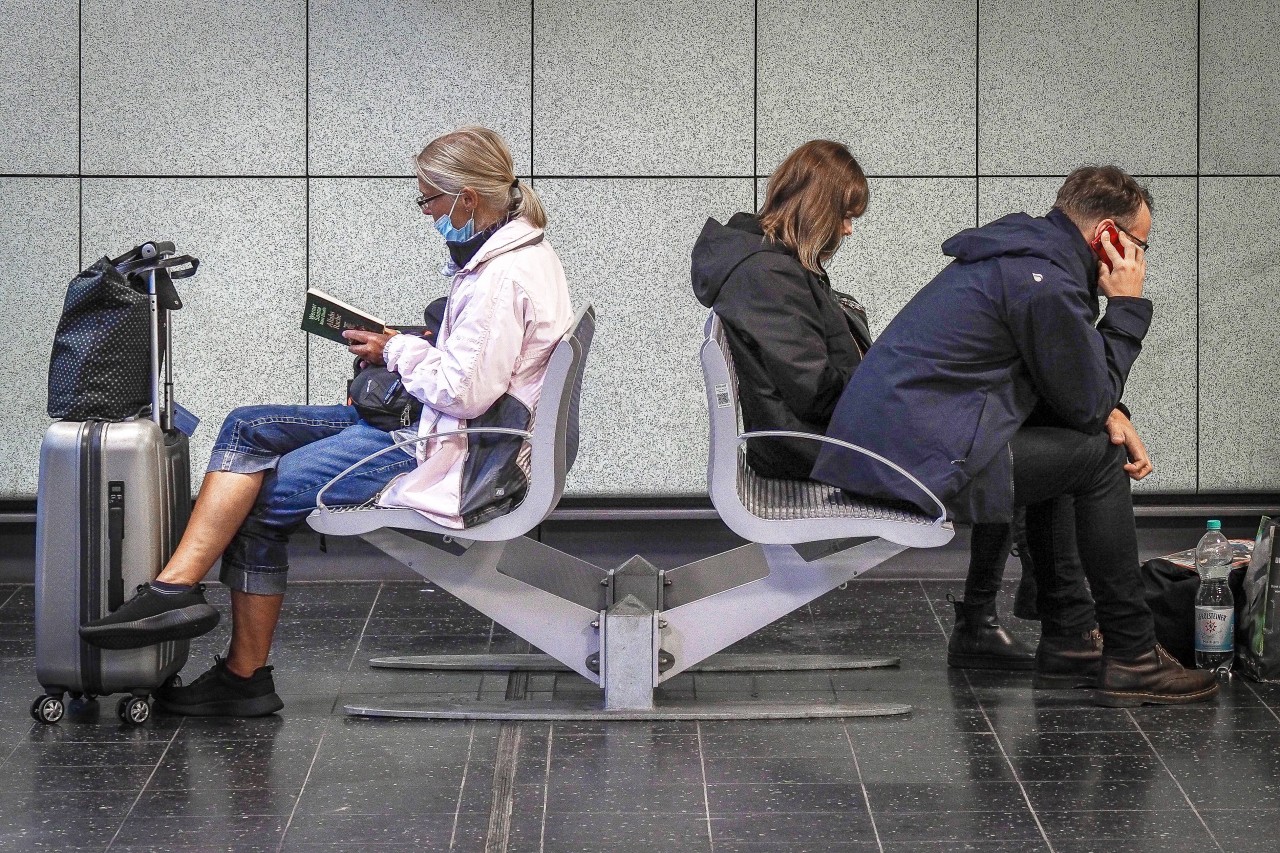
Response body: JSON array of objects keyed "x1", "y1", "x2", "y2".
[{"x1": 1090, "y1": 223, "x2": 1124, "y2": 272}]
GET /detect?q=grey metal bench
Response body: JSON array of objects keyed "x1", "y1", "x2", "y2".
[{"x1": 306, "y1": 306, "x2": 953, "y2": 720}]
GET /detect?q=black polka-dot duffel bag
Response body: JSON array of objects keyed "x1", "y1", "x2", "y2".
[{"x1": 48, "y1": 244, "x2": 196, "y2": 421}]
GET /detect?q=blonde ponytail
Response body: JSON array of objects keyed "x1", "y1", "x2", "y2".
[
  {"x1": 510, "y1": 179, "x2": 548, "y2": 228},
  {"x1": 415, "y1": 127, "x2": 546, "y2": 228}
]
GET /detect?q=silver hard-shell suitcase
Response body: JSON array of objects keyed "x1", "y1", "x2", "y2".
[{"x1": 32, "y1": 243, "x2": 194, "y2": 726}]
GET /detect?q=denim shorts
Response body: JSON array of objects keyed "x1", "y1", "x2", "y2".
[{"x1": 209, "y1": 404, "x2": 417, "y2": 595}]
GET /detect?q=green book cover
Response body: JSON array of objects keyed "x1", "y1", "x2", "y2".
[{"x1": 301, "y1": 288, "x2": 385, "y2": 344}]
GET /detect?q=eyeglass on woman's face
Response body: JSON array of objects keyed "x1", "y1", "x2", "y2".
[{"x1": 415, "y1": 191, "x2": 448, "y2": 212}]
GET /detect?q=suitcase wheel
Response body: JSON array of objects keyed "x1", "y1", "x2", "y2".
[
  {"x1": 117, "y1": 696, "x2": 151, "y2": 725},
  {"x1": 30, "y1": 695, "x2": 65, "y2": 725}
]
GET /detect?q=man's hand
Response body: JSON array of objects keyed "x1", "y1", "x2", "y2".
[
  {"x1": 1106, "y1": 408, "x2": 1152, "y2": 481},
  {"x1": 343, "y1": 327, "x2": 399, "y2": 367},
  {"x1": 1097, "y1": 228, "x2": 1146, "y2": 299}
]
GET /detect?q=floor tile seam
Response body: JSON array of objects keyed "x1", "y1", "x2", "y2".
[
  {"x1": 962, "y1": 671, "x2": 1056, "y2": 853},
  {"x1": 446, "y1": 721, "x2": 477, "y2": 851},
  {"x1": 696, "y1": 722, "x2": 716, "y2": 852},
  {"x1": 1241, "y1": 679, "x2": 1280, "y2": 725},
  {"x1": 103, "y1": 719, "x2": 183, "y2": 850},
  {"x1": 842, "y1": 723, "x2": 884, "y2": 853},
  {"x1": 916, "y1": 579, "x2": 952, "y2": 641},
  {"x1": 343, "y1": 582, "x2": 384, "y2": 675},
  {"x1": 0, "y1": 727, "x2": 33, "y2": 769},
  {"x1": 0, "y1": 587, "x2": 21, "y2": 612},
  {"x1": 1126, "y1": 709, "x2": 1226, "y2": 853},
  {"x1": 539, "y1": 724, "x2": 552, "y2": 853},
  {"x1": 1031, "y1": 806, "x2": 1252, "y2": 814},
  {"x1": 276, "y1": 728, "x2": 330, "y2": 853}
]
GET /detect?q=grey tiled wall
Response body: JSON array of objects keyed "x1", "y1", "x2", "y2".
[{"x1": 2, "y1": 1, "x2": 1278, "y2": 500}]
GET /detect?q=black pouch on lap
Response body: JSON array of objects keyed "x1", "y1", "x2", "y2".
[
  {"x1": 347, "y1": 297, "x2": 447, "y2": 431},
  {"x1": 349, "y1": 368, "x2": 422, "y2": 430}
]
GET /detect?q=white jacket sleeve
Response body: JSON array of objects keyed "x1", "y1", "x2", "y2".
[{"x1": 384, "y1": 274, "x2": 525, "y2": 420}]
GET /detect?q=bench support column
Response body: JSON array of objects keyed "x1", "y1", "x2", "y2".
[{"x1": 601, "y1": 595, "x2": 658, "y2": 712}]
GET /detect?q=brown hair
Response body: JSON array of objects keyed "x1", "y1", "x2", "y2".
[
  {"x1": 759, "y1": 140, "x2": 869, "y2": 274},
  {"x1": 1054, "y1": 165, "x2": 1154, "y2": 231},
  {"x1": 415, "y1": 126, "x2": 547, "y2": 228}
]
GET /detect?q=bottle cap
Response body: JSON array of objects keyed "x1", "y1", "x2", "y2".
[{"x1": 1206, "y1": 519, "x2": 1222, "y2": 530}]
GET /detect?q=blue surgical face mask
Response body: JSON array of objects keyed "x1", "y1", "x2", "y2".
[{"x1": 433, "y1": 193, "x2": 475, "y2": 242}]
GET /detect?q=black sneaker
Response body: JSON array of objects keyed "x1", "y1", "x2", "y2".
[
  {"x1": 78, "y1": 583, "x2": 220, "y2": 649},
  {"x1": 155, "y1": 656, "x2": 284, "y2": 717}
]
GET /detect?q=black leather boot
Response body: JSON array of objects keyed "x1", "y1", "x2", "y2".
[
  {"x1": 1034, "y1": 628, "x2": 1103, "y2": 689},
  {"x1": 946, "y1": 595, "x2": 1036, "y2": 670}
]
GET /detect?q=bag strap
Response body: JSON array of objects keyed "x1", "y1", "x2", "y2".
[
  {"x1": 120, "y1": 254, "x2": 199, "y2": 280},
  {"x1": 126, "y1": 257, "x2": 197, "y2": 311}
]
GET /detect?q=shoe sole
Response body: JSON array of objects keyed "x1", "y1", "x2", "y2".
[
  {"x1": 1092, "y1": 682, "x2": 1220, "y2": 708},
  {"x1": 154, "y1": 692, "x2": 284, "y2": 718},
  {"x1": 947, "y1": 653, "x2": 1037, "y2": 671},
  {"x1": 78, "y1": 605, "x2": 220, "y2": 650}
]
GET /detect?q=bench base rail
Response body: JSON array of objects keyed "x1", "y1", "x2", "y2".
[
  {"x1": 352, "y1": 528, "x2": 913, "y2": 720},
  {"x1": 366, "y1": 653, "x2": 900, "y2": 672},
  {"x1": 342, "y1": 698, "x2": 912, "y2": 721}
]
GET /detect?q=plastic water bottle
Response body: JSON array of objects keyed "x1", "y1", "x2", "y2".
[{"x1": 1195, "y1": 519, "x2": 1235, "y2": 673}]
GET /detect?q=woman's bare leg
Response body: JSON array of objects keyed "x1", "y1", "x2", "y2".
[{"x1": 157, "y1": 471, "x2": 265, "y2": 586}]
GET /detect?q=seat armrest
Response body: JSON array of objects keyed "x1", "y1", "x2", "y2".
[
  {"x1": 738, "y1": 429, "x2": 948, "y2": 524},
  {"x1": 314, "y1": 427, "x2": 531, "y2": 512}
]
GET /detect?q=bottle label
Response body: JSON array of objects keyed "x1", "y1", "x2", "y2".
[{"x1": 1195, "y1": 606, "x2": 1235, "y2": 653}]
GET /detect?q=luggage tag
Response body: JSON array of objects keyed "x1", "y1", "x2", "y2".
[{"x1": 172, "y1": 402, "x2": 200, "y2": 437}]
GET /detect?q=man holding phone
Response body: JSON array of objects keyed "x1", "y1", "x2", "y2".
[{"x1": 813, "y1": 165, "x2": 1217, "y2": 707}]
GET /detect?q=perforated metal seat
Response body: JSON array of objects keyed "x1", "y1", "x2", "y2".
[
  {"x1": 701, "y1": 312, "x2": 953, "y2": 547},
  {"x1": 308, "y1": 305, "x2": 594, "y2": 542}
]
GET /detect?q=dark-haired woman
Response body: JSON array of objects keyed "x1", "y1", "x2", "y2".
[
  {"x1": 690, "y1": 140, "x2": 871, "y2": 480},
  {"x1": 691, "y1": 139, "x2": 1036, "y2": 670}
]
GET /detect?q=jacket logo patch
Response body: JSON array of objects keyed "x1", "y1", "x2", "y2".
[{"x1": 1032, "y1": 273, "x2": 1043, "y2": 282}]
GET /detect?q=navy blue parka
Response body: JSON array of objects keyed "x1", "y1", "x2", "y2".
[{"x1": 810, "y1": 208, "x2": 1152, "y2": 523}]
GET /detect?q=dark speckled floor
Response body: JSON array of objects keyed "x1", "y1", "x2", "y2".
[{"x1": 3, "y1": 576, "x2": 1280, "y2": 852}]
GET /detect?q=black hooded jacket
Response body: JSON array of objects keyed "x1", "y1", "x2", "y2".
[
  {"x1": 811, "y1": 208, "x2": 1152, "y2": 523},
  {"x1": 691, "y1": 212, "x2": 872, "y2": 479}
]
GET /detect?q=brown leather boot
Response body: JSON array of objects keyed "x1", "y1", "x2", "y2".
[
  {"x1": 946, "y1": 596, "x2": 1036, "y2": 671},
  {"x1": 1033, "y1": 628, "x2": 1103, "y2": 689},
  {"x1": 1094, "y1": 644, "x2": 1220, "y2": 707}
]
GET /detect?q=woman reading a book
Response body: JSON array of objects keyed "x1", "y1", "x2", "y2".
[{"x1": 79, "y1": 126, "x2": 574, "y2": 717}]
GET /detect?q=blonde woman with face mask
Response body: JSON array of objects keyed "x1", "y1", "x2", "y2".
[{"x1": 79, "y1": 127, "x2": 573, "y2": 717}]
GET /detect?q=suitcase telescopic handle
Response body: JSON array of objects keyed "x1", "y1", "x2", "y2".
[{"x1": 109, "y1": 241, "x2": 176, "y2": 267}]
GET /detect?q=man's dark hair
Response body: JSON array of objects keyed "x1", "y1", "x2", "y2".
[{"x1": 1054, "y1": 165, "x2": 1154, "y2": 230}]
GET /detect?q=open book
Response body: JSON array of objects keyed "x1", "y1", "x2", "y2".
[{"x1": 300, "y1": 288, "x2": 385, "y2": 344}]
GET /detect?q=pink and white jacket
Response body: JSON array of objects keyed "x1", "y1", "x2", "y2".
[{"x1": 376, "y1": 217, "x2": 573, "y2": 527}]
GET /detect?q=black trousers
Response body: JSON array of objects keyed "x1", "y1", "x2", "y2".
[
  {"x1": 1010, "y1": 427, "x2": 1155, "y2": 656},
  {"x1": 967, "y1": 498, "x2": 1097, "y2": 637}
]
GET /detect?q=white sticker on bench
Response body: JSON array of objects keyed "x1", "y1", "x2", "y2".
[{"x1": 715, "y1": 383, "x2": 731, "y2": 408}]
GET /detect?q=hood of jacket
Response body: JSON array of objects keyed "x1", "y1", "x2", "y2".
[
  {"x1": 461, "y1": 216, "x2": 545, "y2": 274},
  {"x1": 691, "y1": 212, "x2": 792, "y2": 308},
  {"x1": 943, "y1": 208, "x2": 1099, "y2": 297}
]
